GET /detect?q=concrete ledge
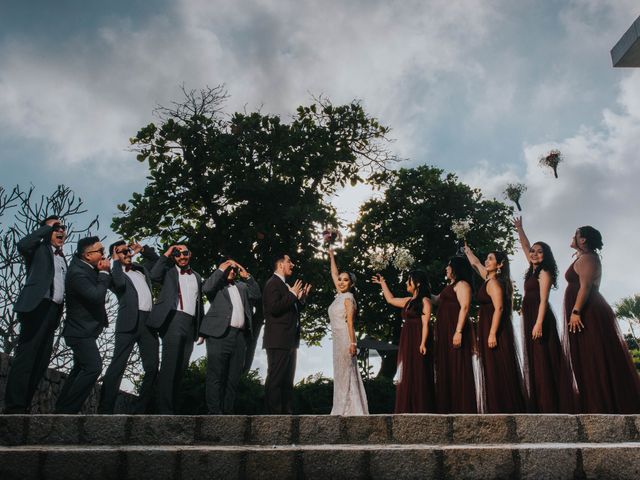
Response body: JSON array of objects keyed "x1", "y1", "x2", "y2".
[
  {"x1": 1, "y1": 444, "x2": 639, "y2": 480},
  {"x1": 1, "y1": 414, "x2": 640, "y2": 447}
]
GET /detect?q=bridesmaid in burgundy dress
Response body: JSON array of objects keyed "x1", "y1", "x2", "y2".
[
  {"x1": 432, "y1": 257, "x2": 477, "y2": 413},
  {"x1": 514, "y1": 217, "x2": 576, "y2": 413},
  {"x1": 566, "y1": 226, "x2": 640, "y2": 413},
  {"x1": 372, "y1": 270, "x2": 435, "y2": 413},
  {"x1": 464, "y1": 245, "x2": 526, "y2": 413}
]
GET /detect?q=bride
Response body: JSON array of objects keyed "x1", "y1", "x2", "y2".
[{"x1": 328, "y1": 248, "x2": 369, "y2": 415}]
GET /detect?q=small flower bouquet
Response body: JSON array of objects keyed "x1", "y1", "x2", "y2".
[
  {"x1": 322, "y1": 227, "x2": 342, "y2": 245},
  {"x1": 451, "y1": 218, "x2": 472, "y2": 240},
  {"x1": 392, "y1": 247, "x2": 415, "y2": 271},
  {"x1": 504, "y1": 183, "x2": 527, "y2": 211},
  {"x1": 368, "y1": 249, "x2": 391, "y2": 271},
  {"x1": 539, "y1": 149, "x2": 562, "y2": 178}
]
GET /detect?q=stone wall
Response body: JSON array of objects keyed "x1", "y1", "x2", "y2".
[{"x1": 0, "y1": 352, "x2": 138, "y2": 413}]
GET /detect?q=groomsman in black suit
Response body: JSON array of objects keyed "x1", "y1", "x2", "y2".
[
  {"x1": 148, "y1": 244, "x2": 203, "y2": 414},
  {"x1": 4, "y1": 216, "x2": 67, "y2": 413},
  {"x1": 97, "y1": 241, "x2": 160, "y2": 414},
  {"x1": 262, "y1": 253, "x2": 311, "y2": 414},
  {"x1": 198, "y1": 258, "x2": 261, "y2": 414},
  {"x1": 55, "y1": 236, "x2": 111, "y2": 413}
]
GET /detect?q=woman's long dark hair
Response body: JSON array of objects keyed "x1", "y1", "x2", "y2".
[
  {"x1": 448, "y1": 256, "x2": 473, "y2": 287},
  {"x1": 490, "y1": 251, "x2": 513, "y2": 313},
  {"x1": 524, "y1": 241, "x2": 558, "y2": 289},
  {"x1": 406, "y1": 270, "x2": 431, "y2": 314}
]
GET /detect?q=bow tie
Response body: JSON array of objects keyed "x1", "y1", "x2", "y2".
[
  {"x1": 124, "y1": 265, "x2": 133, "y2": 272},
  {"x1": 180, "y1": 268, "x2": 193, "y2": 275},
  {"x1": 54, "y1": 248, "x2": 64, "y2": 257}
]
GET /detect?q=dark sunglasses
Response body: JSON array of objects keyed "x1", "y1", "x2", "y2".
[
  {"x1": 87, "y1": 247, "x2": 105, "y2": 255},
  {"x1": 115, "y1": 247, "x2": 133, "y2": 256},
  {"x1": 172, "y1": 249, "x2": 191, "y2": 257},
  {"x1": 53, "y1": 224, "x2": 67, "y2": 232}
]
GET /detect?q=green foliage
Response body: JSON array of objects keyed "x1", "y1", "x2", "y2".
[
  {"x1": 340, "y1": 165, "x2": 514, "y2": 372},
  {"x1": 174, "y1": 359, "x2": 397, "y2": 414},
  {"x1": 113, "y1": 87, "x2": 396, "y2": 346}
]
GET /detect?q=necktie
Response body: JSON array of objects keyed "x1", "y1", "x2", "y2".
[{"x1": 180, "y1": 268, "x2": 193, "y2": 275}]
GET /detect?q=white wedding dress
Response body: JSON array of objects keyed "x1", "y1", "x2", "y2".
[{"x1": 329, "y1": 292, "x2": 369, "y2": 415}]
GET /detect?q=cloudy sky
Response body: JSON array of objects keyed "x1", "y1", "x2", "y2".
[{"x1": 1, "y1": 0, "x2": 639, "y2": 382}]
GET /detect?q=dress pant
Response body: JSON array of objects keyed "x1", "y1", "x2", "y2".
[
  {"x1": 205, "y1": 327, "x2": 247, "y2": 414},
  {"x1": 264, "y1": 348, "x2": 297, "y2": 414},
  {"x1": 4, "y1": 299, "x2": 62, "y2": 412},
  {"x1": 55, "y1": 336, "x2": 102, "y2": 413},
  {"x1": 98, "y1": 311, "x2": 159, "y2": 414},
  {"x1": 156, "y1": 311, "x2": 195, "y2": 414}
]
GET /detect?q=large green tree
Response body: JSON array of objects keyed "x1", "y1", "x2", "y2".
[
  {"x1": 112, "y1": 86, "x2": 396, "y2": 368},
  {"x1": 339, "y1": 166, "x2": 515, "y2": 378}
]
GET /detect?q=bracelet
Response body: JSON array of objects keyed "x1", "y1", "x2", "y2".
[
  {"x1": 350, "y1": 342, "x2": 357, "y2": 346},
  {"x1": 455, "y1": 330, "x2": 462, "y2": 334}
]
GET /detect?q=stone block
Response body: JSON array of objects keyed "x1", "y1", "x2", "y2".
[
  {"x1": 125, "y1": 448, "x2": 178, "y2": 480},
  {"x1": 443, "y1": 447, "x2": 515, "y2": 479},
  {"x1": 579, "y1": 415, "x2": 630, "y2": 442},
  {"x1": 515, "y1": 415, "x2": 579, "y2": 443},
  {"x1": 369, "y1": 448, "x2": 439, "y2": 479},
  {"x1": 452, "y1": 415, "x2": 510, "y2": 444},
  {"x1": 44, "y1": 448, "x2": 120, "y2": 480},
  {"x1": 27, "y1": 415, "x2": 80, "y2": 444},
  {"x1": 519, "y1": 447, "x2": 578, "y2": 480},
  {"x1": 0, "y1": 448, "x2": 40, "y2": 480},
  {"x1": 129, "y1": 415, "x2": 196, "y2": 445},
  {"x1": 197, "y1": 416, "x2": 248, "y2": 444},
  {"x1": 245, "y1": 449, "x2": 297, "y2": 480},
  {"x1": 298, "y1": 415, "x2": 341, "y2": 444},
  {"x1": 342, "y1": 415, "x2": 389, "y2": 444},
  {"x1": 83, "y1": 415, "x2": 128, "y2": 445},
  {"x1": 181, "y1": 448, "x2": 242, "y2": 479},
  {"x1": 302, "y1": 448, "x2": 367, "y2": 479},
  {"x1": 249, "y1": 416, "x2": 292, "y2": 445},
  {"x1": 582, "y1": 446, "x2": 640, "y2": 478},
  {"x1": 0, "y1": 416, "x2": 26, "y2": 445},
  {"x1": 392, "y1": 415, "x2": 449, "y2": 444}
]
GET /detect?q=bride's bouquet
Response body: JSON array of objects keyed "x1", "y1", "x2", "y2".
[
  {"x1": 451, "y1": 218, "x2": 472, "y2": 240},
  {"x1": 322, "y1": 227, "x2": 342, "y2": 245},
  {"x1": 368, "y1": 248, "x2": 391, "y2": 271}
]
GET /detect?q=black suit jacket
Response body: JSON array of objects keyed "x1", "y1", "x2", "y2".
[
  {"x1": 110, "y1": 247, "x2": 159, "y2": 333},
  {"x1": 200, "y1": 268, "x2": 261, "y2": 339},
  {"x1": 148, "y1": 255, "x2": 203, "y2": 338},
  {"x1": 14, "y1": 225, "x2": 65, "y2": 313},
  {"x1": 262, "y1": 275, "x2": 302, "y2": 349},
  {"x1": 62, "y1": 257, "x2": 110, "y2": 338}
]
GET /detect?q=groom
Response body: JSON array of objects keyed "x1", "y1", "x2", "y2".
[{"x1": 262, "y1": 253, "x2": 311, "y2": 414}]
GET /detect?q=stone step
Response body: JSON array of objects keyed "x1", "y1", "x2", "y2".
[
  {"x1": 1, "y1": 443, "x2": 640, "y2": 479},
  {"x1": 1, "y1": 414, "x2": 639, "y2": 447}
]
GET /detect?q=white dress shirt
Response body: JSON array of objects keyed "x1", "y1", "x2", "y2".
[
  {"x1": 227, "y1": 284, "x2": 245, "y2": 328},
  {"x1": 125, "y1": 268, "x2": 153, "y2": 312},
  {"x1": 176, "y1": 266, "x2": 198, "y2": 316},
  {"x1": 50, "y1": 246, "x2": 66, "y2": 304}
]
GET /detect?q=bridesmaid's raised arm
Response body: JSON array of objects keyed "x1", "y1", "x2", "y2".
[
  {"x1": 514, "y1": 216, "x2": 532, "y2": 263},
  {"x1": 371, "y1": 274, "x2": 410, "y2": 308},
  {"x1": 463, "y1": 243, "x2": 488, "y2": 280}
]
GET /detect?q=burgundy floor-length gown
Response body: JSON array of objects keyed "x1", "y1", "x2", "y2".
[
  {"x1": 435, "y1": 284, "x2": 477, "y2": 413},
  {"x1": 565, "y1": 261, "x2": 640, "y2": 413},
  {"x1": 521, "y1": 274, "x2": 576, "y2": 413},
  {"x1": 394, "y1": 301, "x2": 436, "y2": 413},
  {"x1": 476, "y1": 281, "x2": 526, "y2": 413}
]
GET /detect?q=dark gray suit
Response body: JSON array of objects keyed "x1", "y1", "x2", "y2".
[
  {"x1": 98, "y1": 247, "x2": 160, "y2": 414},
  {"x1": 201, "y1": 268, "x2": 261, "y2": 413},
  {"x1": 55, "y1": 257, "x2": 110, "y2": 413},
  {"x1": 4, "y1": 225, "x2": 64, "y2": 412},
  {"x1": 149, "y1": 255, "x2": 203, "y2": 414}
]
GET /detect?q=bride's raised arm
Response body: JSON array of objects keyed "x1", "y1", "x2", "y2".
[{"x1": 328, "y1": 247, "x2": 340, "y2": 291}]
